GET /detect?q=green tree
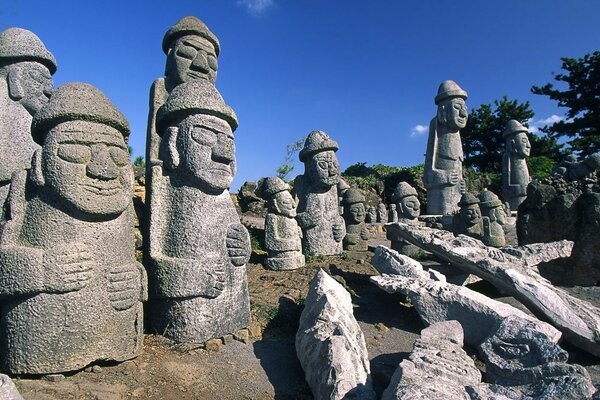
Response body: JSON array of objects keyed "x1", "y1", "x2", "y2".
[
  {"x1": 531, "y1": 51, "x2": 600, "y2": 156},
  {"x1": 276, "y1": 137, "x2": 305, "y2": 180},
  {"x1": 133, "y1": 156, "x2": 145, "y2": 168}
]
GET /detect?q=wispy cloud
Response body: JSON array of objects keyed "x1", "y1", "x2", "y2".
[
  {"x1": 410, "y1": 124, "x2": 428, "y2": 137},
  {"x1": 237, "y1": 0, "x2": 274, "y2": 16},
  {"x1": 528, "y1": 114, "x2": 564, "y2": 133}
]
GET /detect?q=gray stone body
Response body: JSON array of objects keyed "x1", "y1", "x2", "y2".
[
  {"x1": 342, "y1": 188, "x2": 369, "y2": 251},
  {"x1": 480, "y1": 315, "x2": 596, "y2": 399},
  {"x1": 388, "y1": 204, "x2": 398, "y2": 223},
  {"x1": 293, "y1": 131, "x2": 345, "y2": 256},
  {"x1": 389, "y1": 182, "x2": 422, "y2": 257},
  {"x1": 296, "y1": 269, "x2": 375, "y2": 400},
  {"x1": 423, "y1": 80, "x2": 468, "y2": 215},
  {"x1": 146, "y1": 79, "x2": 250, "y2": 343},
  {"x1": 366, "y1": 206, "x2": 377, "y2": 223},
  {"x1": 502, "y1": 120, "x2": 531, "y2": 211},
  {"x1": 262, "y1": 177, "x2": 304, "y2": 271},
  {"x1": 479, "y1": 191, "x2": 506, "y2": 247},
  {"x1": 452, "y1": 192, "x2": 483, "y2": 240},
  {"x1": 0, "y1": 83, "x2": 146, "y2": 374},
  {"x1": 0, "y1": 374, "x2": 23, "y2": 400},
  {"x1": 377, "y1": 203, "x2": 388, "y2": 223},
  {"x1": 386, "y1": 222, "x2": 600, "y2": 357},
  {"x1": 0, "y1": 28, "x2": 56, "y2": 207}
]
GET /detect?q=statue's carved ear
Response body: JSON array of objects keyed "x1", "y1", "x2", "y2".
[
  {"x1": 161, "y1": 126, "x2": 180, "y2": 170},
  {"x1": 510, "y1": 139, "x2": 517, "y2": 153},
  {"x1": 31, "y1": 149, "x2": 45, "y2": 187},
  {"x1": 7, "y1": 68, "x2": 25, "y2": 101},
  {"x1": 436, "y1": 104, "x2": 446, "y2": 124}
]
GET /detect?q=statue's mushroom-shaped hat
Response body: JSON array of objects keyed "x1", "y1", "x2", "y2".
[
  {"x1": 392, "y1": 181, "x2": 418, "y2": 202},
  {"x1": 502, "y1": 119, "x2": 528, "y2": 139},
  {"x1": 299, "y1": 130, "x2": 339, "y2": 162},
  {"x1": 458, "y1": 192, "x2": 480, "y2": 208},
  {"x1": 478, "y1": 190, "x2": 503, "y2": 208},
  {"x1": 261, "y1": 176, "x2": 290, "y2": 198},
  {"x1": 162, "y1": 16, "x2": 220, "y2": 56},
  {"x1": 0, "y1": 27, "x2": 57, "y2": 74},
  {"x1": 342, "y1": 188, "x2": 366, "y2": 206},
  {"x1": 434, "y1": 80, "x2": 468, "y2": 105}
]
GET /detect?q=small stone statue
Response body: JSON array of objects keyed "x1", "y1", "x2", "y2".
[
  {"x1": 342, "y1": 189, "x2": 369, "y2": 251},
  {"x1": 262, "y1": 177, "x2": 304, "y2": 270},
  {"x1": 0, "y1": 28, "x2": 56, "y2": 207},
  {"x1": 293, "y1": 130, "x2": 345, "y2": 256},
  {"x1": 388, "y1": 182, "x2": 422, "y2": 256},
  {"x1": 479, "y1": 190, "x2": 506, "y2": 247},
  {"x1": 502, "y1": 120, "x2": 531, "y2": 211},
  {"x1": 453, "y1": 192, "x2": 484, "y2": 240},
  {"x1": 337, "y1": 177, "x2": 350, "y2": 216},
  {"x1": 376, "y1": 203, "x2": 388, "y2": 223},
  {"x1": 387, "y1": 204, "x2": 398, "y2": 223},
  {"x1": 146, "y1": 79, "x2": 251, "y2": 343},
  {"x1": 0, "y1": 83, "x2": 146, "y2": 374},
  {"x1": 366, "y1": 206, "x2": 377, "y2": 223},
  {"x1": 423, "y1": 80, "x2": 468, "y2": 215}
]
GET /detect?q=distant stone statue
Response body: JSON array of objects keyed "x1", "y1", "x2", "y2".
[
  {"x1": 262, "y1": 177, "x2": 304, "y2": 270},
  {"x1": 0, "y1": 28, "x2": 56, "y2": 207},
  {"x1": 376, "y1": 203, "x2": 388, "y2": 223},
  {"x1": 479, "y1": 191, "x2": 507, "y2": 247},
  {"x1": 0, "y1": 83, "x2": 146, "y2": 374},
  {"x1": 423, "y1": 80, "x2": 468, "y2": 215},
  {"x1": 502, "y1": 120, "x2": 531, "y2": 211},
  {"x1": 337, "y1": 177, "x2": 350, "y2": 215},
  {"x1": 387, "y1": 204, "x2": 398, "y2": 223},
  {"x1": 293, "y1": 130, "x2": 345, "y2": 255},
  {"x1": 146, "y1": 79, "x2": 251, "y2": 343},
  {"x1": 453, "y1": 192, "x2": 484, "y2": 240},
  {"x1": 342, "y1": 189, "x2": 369, "y2": 251},
  {"x1": 388, "y1": 182, "x2": 422, "y2": 256},
  {"x1": 366, "y1": 206, "x2": 377, "y2": 223}
]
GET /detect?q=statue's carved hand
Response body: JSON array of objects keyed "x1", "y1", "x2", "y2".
[
  {"x1": 227, "y1": 223, "x2": 251, "y2": 266},
  {"x1": 360, "y1": 228, "x2": 370, "y2": 240},
  {"x1": 108, "y1": 262, "x2": 142, "y2": 311},
  {"x1": 205, "y1": 262, "x2": 226, "y2": 298},
  {"x1": 43, "y1": 243, "x2": 94, "y2": 294},
  {"x1": 459, "y1": 179, "x2": 466, "y2": 193},
  {"x1": 449, "y1": 170, "x2": 460, "y2": 185},
  {"x1": 332, "y1": 223, "x2": 344, "y2": 242}
]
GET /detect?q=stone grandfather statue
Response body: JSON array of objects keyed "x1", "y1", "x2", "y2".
[
  {"x1": 388, "y1": 181, "x2": 423, "y2": 256},
  {"x1": 423, "y1": 80, "x2": 468, "y2": 215},
  {"x1": 342, "y1": 188, "x2": 369, "y2": 251},
  {"x1": 0, "y1": 83, "x2": 146, "y2": 374},
  {"x1": 387, "y1": 204, "x2": 398, "y2": 223},
  {"x1": 293, "y1": 130, "x2": 345, "y2": 256},
  {"x1": 262, "y1": 176, "x2": 304, "y2": 271},
  {"x1": 366, "y1": 205, "x2": 377, "y2": 223},
  {"x1": 502, "y1": 120, "x2": 531, "y2": 211},
  {"x1": 376, "y1": 202, "x2": 388, "y2": 223},
  {"x1": 146, "y1": 79, "x2": 251, "y2": 343},
  {"x1": 0, "y1": 28, "x2": 56, "y2": 207},
  {"x1": 479, "y1": 190, "x2": 507, "y2": 247},
  {"x1": 453, "y1": 192, "x2": 484, "y2": 240}
]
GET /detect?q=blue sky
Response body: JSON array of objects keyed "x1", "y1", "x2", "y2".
[{"x1": 2, "y1": 0, "x2": 599, "y2": 191}]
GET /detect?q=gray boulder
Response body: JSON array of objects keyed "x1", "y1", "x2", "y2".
[{"x1": 0, "y1": 374, "x2": 23, "y2": 400}]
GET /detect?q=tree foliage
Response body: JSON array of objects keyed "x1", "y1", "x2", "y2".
[
  {"x1": 275, "y1": 136, "x2": 305, "y2": 180},
  {"x1": 531, "y1": 51, "x2": 600, "y2": 156}
]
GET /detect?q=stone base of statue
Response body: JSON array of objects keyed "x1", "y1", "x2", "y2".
[{"x1": 266, "y1": 252, "x2": 305, "y2": 271}]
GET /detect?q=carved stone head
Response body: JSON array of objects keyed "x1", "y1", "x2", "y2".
[
  {"x1": 162, "y1": 16, "x2": 220, "y2": 91},
  {"x1": 457, "y1": 192, "x2": 481, "y2": 227},
  {"x1": 299, "y1": 130, "x2": 340, "y2": 189},
  {"x1": 262, "y1": 176, "x2": 296, "y2": 218},
  {"x1": 157, "y1": 79, "x2": 238, "y2": 194},
  {"x1": 392, "y1": 182, "x2": 420, "y2": 220},
  {"x1": 30, "y1": 82, "x2": 132, "y2": 218},
  {"x1": 503, "y1": 120, "x2": 531, "y2": 158},
  {"x1": 478, "y1": 190, "x2": 506, "y2": 225},
  {"x1": 342, "y1": 189, "x2": 366, "y2": 225},
  {"x1": 435, "y1": 80, "x2": 468, "y2": 131}
]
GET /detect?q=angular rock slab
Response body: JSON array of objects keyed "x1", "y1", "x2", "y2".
[
  {"x1": 296, "y1": 269, "x2": 375, "y2": 400},
  {"x1": 371, "y1": 246, "x2": 560, "y2": 347},
  {"x1": 386, "y1": 222, "x2": 600, "y2": 357},
  {"x1": 0, "y1": 374, "x2": 23, "y2": 400}
]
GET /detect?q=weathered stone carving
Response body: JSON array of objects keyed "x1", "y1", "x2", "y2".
[
  {"x1": 293, "y1": 130, "x2": 345, "y2": 255},
  {"x1": 371, "y1": 246, "x2": 560, "y2": 347},
  {"x1": 342, "y1": 188, "x2": 369, "y2": 251},
  {"x1": 262, "y1": 176, "x2": 304, "y2": 271},
  {"x1": 337, "y1": 177, "x2": 350, "y2": 215},
  {"x1": 388, "y1": 204, "x2": 398, "y2": 223},
  {"x1": 502, "y1": 120, "x2": 531, "y2": 211},
  {"x1": 377, "y1": 202, "x2": 388, "y2": 223},
  {"x1": 366, "y1": 205, "x2": 377, "y2": 223},
  {"x1": 0, "y1": 374, "x2": 23, "y2": 400},
  {"x1": 423, "y1": 80, "x2": 467, "y2": 215},
  {"x1": 452, "y1": 192, "x2": 483, "y2": 240},
  {"x1": 478, "y1": 190, "x2": 506, "y2": 247},
  {"x1": 386, "y1": 222, "x2": 600, "y2": 357},
  {"x1": 552, "y1": 153, "x2": 600, "y2": 181},
  {"x1": 0, "y1": 28, "x2": 56, "y2": 207},
  {"x1": 479, "y1": 315, "x2": 596, "y2": 399},
  {"x1": 388, "y1": 182, "x2": 422, "y2": 256},
  {"x1": 146, "y1": 79, "x2": 250, "y2": 343},
  {"x1": 296, "y1": 269, "x2": 376, "y2": 400},
  {"x1": 0, "y1": 83, "x2": 146, "y2": 374}
]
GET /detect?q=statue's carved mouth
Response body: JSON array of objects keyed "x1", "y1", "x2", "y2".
[{"x1": 80, "y1": 181, "x2": 122, "y2": 195}]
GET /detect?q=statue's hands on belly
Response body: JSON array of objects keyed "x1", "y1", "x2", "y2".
[
  {"x1": 226, "y1": 223, "x2": 251, "y2": 267},
  {"x1": 43, "y1": 242, "x2": 94, "y2": 294}
]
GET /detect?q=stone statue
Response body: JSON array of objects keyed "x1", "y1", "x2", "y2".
[
  {"x1": 0, "y1": 83, "x2": 146, "y2": 374},
  {"x1": 387, "y1": 204, "x2": 398, "y2": 223},
  {"x1": 453, "y1": 192, "x2": 483, "y2": 240},
  {"x1": 478, "y1": 190, "x2": 506, "y2": 247},
  {"x1": 262, "y1": 177, "x2": 304, "y2": 271},
  {"x1": 388, "y1": 182, "x2": 422, "y2": 256},
  {"x1": 337, "y1": 177, "x2": 350, "y2": 215},
  {"x1": 376, "y1": 203, "x2": 388, "y2": 223},
  {"x1": 366, "y1": 206, "x2": 377, "y2": 223},
  {"x1": 342, "y1": 189, "x2": 369, "y2": 251},
  {"x1": 0, "y1": 28, "x2": 56, "y2": 207},
  {"x1": 146, "y1": 79, "x2": 251, "y2": 343},
  {"x1": 502, "y1": 120, "x2": 531, "y2": 211},
  {"x1": 423, "y1": 80, "x2": 468, "y2": 215},
  {"x1": 293, "y1": 130, "x2": 345, "y2": 256}
]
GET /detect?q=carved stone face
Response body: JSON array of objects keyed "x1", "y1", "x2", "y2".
[
  {"x1": 481, "y1": 205, "x2": 506, "y2": 225},
  {"x1": 511, "y1": 132, "x2": 531, "y2": 158},
  {"x1": 460, "y1": 205, "x2": 481, "y2": 227},
  {"x1": 12, "y1": 62, "x2": 53, "y2": 115},
  {"x1": 306, "y1": 150, "x2": 340, "y2": 188},
  {"x1": 273, "y1": 190, "x2": 296, "y2": 218},
  {"x1": 398, "y1": 195, "x2": 420, "y2": 219},
  {"x1": 41, "y1": 120, "x2": 133, "y2": 217},
  {"x1": 165, "y1": 35, "x2": 218, "y2": 88},
  {"x1": 176, "y1": 113, "x2": 235, "y2": 193},
  {"x1": 440, "y1": 97, "x2": 468, "y2": 131},
  {"x1": 346, "y1": 203, "x2": 365, "y2": 224}
]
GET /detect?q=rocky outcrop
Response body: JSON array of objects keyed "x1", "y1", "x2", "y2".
[{"x1": 0, "y1": 374, "x2": 23, "y2": 400}]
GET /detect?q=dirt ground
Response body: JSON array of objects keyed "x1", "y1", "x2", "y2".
[{"x1": 11, "y1": 228, "x2": 600, "y2": 400}]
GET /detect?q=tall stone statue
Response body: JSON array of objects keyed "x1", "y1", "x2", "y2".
[
  {"x1": 366, "y1": 205, "x2": 377, "y2": 223},
  {"x1": 0, "y1": 83, "x2": 146, "y2": 374},
  {"x1": 146, "y1": 79, "x2": 251, "y2": 343},
  {"x1": 342, "y1": 189, "x2": 369, "y2": 251},
  {"x1": 0, "y1": 28, "x2": 56, "y2": 207},
  {"x1": 387, "y1": 204, "x2": 398, "y2": 223},
  {"x1": 388, "y1": 182, "x2": 422, "y2": 256},
  {"x1": 293, "y1": 130, "x2": 345, "y2": 255},
  {"x1": 423, "y1": 80, "x2": 468, "y2": 215},
  {"x1": 502, "y1": 120, "x2": 531, "y2": 211},
  {"x1": 479, "y1": 190, "x2": 506, "y2": 247},
  {"x1": 262, "y1": 177, "x2": 304, "y2": 271},
  {"x1": 453, "y1": 192, "x2": 484, "y2": 240},
  {"x1": 376, "y1": 203, "x2": 388, "y2": 223}
]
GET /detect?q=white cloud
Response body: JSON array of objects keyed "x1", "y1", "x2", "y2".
[
  {"x1": 410, "y1": 124, "x2": 428, "y2": 137},
  {"x1": 528, "y1": 114, "x2": 564, "y2": 133},
  {"x1": 237, "y1": 0, "x2": 274, "y2": 16}
]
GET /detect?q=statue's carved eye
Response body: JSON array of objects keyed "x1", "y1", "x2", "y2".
[
  {"x1": 207, "y1": 55, "x2": 218, "y2": 71},
  {"x1": 176, "y1": 44, "x2": 197, "y2": 60},
  {"x1": 190, "y1": 126, "x2": 217, "y2": 146},
  {"x1": 318, "y1": 161, "x2": 328, "y2": 170},
  {"x1": 57, "y1": 144, "x2": 91, "y2": 164},
  {"x1": 109, "y1": 147, "x2": 130, "y2": 167}
]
